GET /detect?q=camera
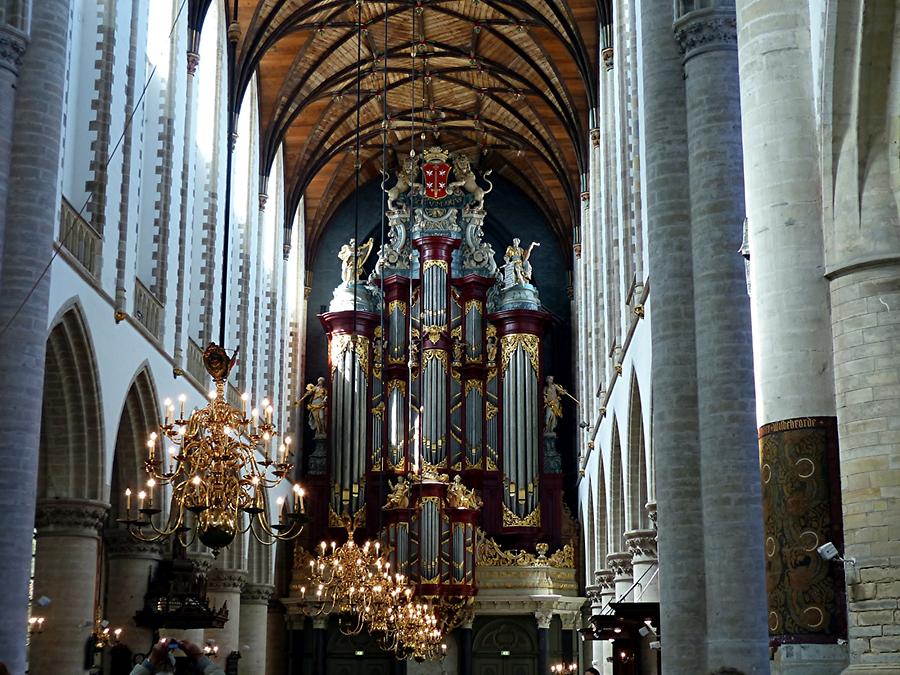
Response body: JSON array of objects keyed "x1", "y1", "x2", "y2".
[{"x1": 817, "y1": 542, "x2": 840, "y2": 561}]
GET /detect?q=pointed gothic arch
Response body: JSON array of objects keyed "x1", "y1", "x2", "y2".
[
  {"x1": 109, "y1": 365, "x2": 160, "y2": 520},
  {"x1": 585, "y1": 483, "x2": 596, "y2": 578},
  {"x1": 608, "y1": 418, "x2": 626, "y2": 554},
  {"x1": 594, "y1": 455, "x2": 608, "y2": 569},
  {"x1": 38, "y1": 303, "x2": 105, "y2": 501},
  {"x1": 247, "y1": 535, "x2": 274, "y2": 586},
  {"x1": 626, "y1": 371, "x2": 650, "y2": 530}
]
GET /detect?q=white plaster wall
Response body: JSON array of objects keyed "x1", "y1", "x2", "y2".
[
  {"x1": 579, "y1": 310, "x2": 653, "y2": 567},
  {"x1": 46, "y1": 0, "x2": 303, "y2": 586}
]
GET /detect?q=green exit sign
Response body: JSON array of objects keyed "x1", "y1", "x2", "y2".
[{"x1": 500, "y1": 650, "x2": 510, "y2": 657}]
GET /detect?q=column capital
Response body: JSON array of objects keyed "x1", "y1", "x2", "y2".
[
  {"x1": 673, "y1": 7, "x2": 737, "y2": 63},
  {"x1": 589, "y1": 128, "x2": 601, "y2": 148},
  {"x1": 594, "y1": 569, "x2": 614, "y2": 593},
  {"x1": 241, "y1": 583, "x2": 274, "y2": 605},
  {"x1": 104, "y1": 528, "x2": 163, "y2": 560},
  {"x1": 284, "y1": 612, "x2": 305, "y2": 630},
  {"x1": 624, "y1": 529, "x2": 658, "y2": 562},
  {"x1": 558, "y1": 611, "x2": 578, "y2": 631},
  {"x1": 601, "y1": 47, "x2": 614, "y2": 71},
  {"x1": 606, "y1": 552, "x2": 634, "y2": 580},
  {"x1": 35, "y1": 499, "x2": 108, "y2": 538},
  {"x1": 188, "y1": 551, "x2": 215, "y2": 576},
  {"x1": 457, "y1": 604, "x2": 476, "y2": 630},
  {"x1": 186, "y1": 51, "x2": 200, "y2": 76},
  {"x1": 207, "y1": 568, "x2": 246, "y2": 592},
  {"x1": 534, "y1": 608, "x2": 554, "y2": 630},
  {"x1": 645, "y1": 500, "x2": 658, "y2": 529},
  {"x1": 585, "y1": 585, "x2": 603, "y2": 610},
  {"x1": 0, "y1": 24, "x2": 28, "y2": 76}
]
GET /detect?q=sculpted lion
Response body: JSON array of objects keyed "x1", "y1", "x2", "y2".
[{"x1": 448, "y1": 154, "x2": 493, "y2": 210}]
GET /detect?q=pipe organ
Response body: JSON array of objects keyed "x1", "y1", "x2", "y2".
[{"x1": 306, "y1": 147, "x2": 566, "y2": 610}]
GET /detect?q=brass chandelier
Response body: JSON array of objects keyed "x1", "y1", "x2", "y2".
[
  {"x1": 120, "y1": 343, "x2": 306, "y2": 554},
  {"x1": 295, "y1": 525, "x2": 446, "y2": 661}
]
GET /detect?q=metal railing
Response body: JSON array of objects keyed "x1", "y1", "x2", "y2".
[
  {"x1": 59, "y1": 198, "x2": 101, "y2": 276},
  {"x1": 226, "y1": 383, "x2": 241, "y2": 409},
  {"x1": 187, "y1": 338, "x2": 207, "y2": 386},
  {"x1": 133, "y1": 278, "x2": 163, "y2": 341}
]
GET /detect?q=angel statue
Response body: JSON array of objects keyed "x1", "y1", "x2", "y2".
[
  {"x1": 502, "y1": 237, "x2": 540, "y2": 287},
  {"x1": 384, "y1": 476, "x2": 410, "y2": 509},
  {"x1": 543, "y1": 375, "x2": 579, "y2": 435},
  {"x1": 296, "y1": 377, "x2": 328, "y2": 439},
  {"x1": 338, "y1": 237, "x2": 375, "y2": 284}
]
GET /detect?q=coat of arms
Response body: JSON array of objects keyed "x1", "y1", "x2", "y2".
[{"x1": 421, "y1": 148, "x2": 451, "y2": 200}]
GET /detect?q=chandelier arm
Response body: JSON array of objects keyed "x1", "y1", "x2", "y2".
[{"x1": 126, "y1": 525, "x2": 165, "y2": 544}]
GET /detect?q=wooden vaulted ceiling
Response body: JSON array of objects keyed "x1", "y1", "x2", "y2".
[{"x1": 215, "y1": 0, "x2": 600, "y2": 257}]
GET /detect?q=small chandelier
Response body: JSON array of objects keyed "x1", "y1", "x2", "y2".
[
  {"x1": 119, "y1": 343, "x2": 307, "y2": 554},
  {"x1": 550, "y1": 663, "x2": 578, "y2": 674},
  {"x1": 91, "y1": 610, "x2": 123, "y2": 649}
]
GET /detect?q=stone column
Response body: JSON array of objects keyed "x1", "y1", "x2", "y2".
[
  {"x1": 104, "y1": 529, "x2": 162, "y2": 656},
  {"x1": 0, "y1": 1, "x2": 69, "y2": 671},
  {"x1": 736, "y1": 4, "x2": 849, "y2": 672},
  {"x1": 585, "y1": 584, "x2": 604, "y2": 672},
  {"x1": 596, "y1": 569, "x2": 615, "y2": 611},
  {"x1": 239, "y1": 584, "x2": 272, "y2": 674},
  {"x1": 205, "y1": 569, "x2": 245, "y2": 661},
  {"x1": 636, "y1": 0, "x2": 706, "y2": 672},
  {"x1": 607, "y1": 553, "x2": 634, "y2": 602},
  {"x1": 560, "y1": 612, "x2": 577, "y2": 664},
  {"x1": 173, "y1": 42, "x2": 200, "y2": 370},
  {"x1": 625, "y1": 529, "x2": 658, "y2": 602},
  {"x1": 266, "y1": 599, "x2": 287, "y2": 675},
  {"x1": 312, "y1": 616, "x2": 328, "y2": 675},
  {"x1": 286, "y1": 613, "x2": 305, "y2": 675},
  {"x1": 674, "y1": 3, "x2": 769, "y2": 672},
  {"x1": 0, "y1": 19, "x2": 27, "y2": 271},
  {"x1": 458, "y1": 614, "x2": 473, "y2": 675},
  {"x1": 535, "y1": 609, "x2": 552, "y2": 675},
  {"x1": 30, "y1": 499, "x2": 108, "y2": 675},
  {"x1": 597, "y1": 570, "x2": 615, "y2": 674}
]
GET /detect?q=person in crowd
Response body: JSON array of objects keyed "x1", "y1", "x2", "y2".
[{"x1": 130, "y1": 639, "x2": 224, "y2": 675}]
